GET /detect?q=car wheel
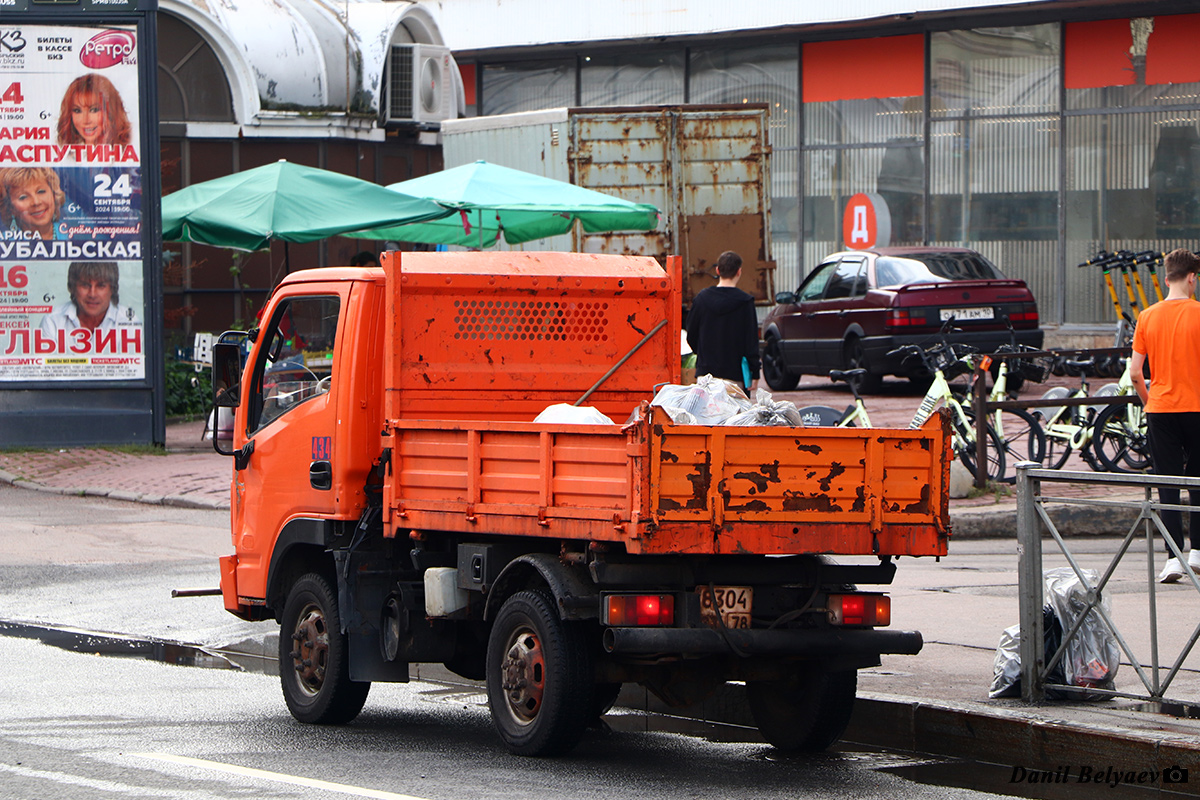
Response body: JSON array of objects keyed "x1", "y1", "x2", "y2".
[
  {"x1": 762, "y1": 336, "x2": 800, "y2": 391},
  {"x1": 844, "y1": 337, "x2": 882, "y2": 394}
]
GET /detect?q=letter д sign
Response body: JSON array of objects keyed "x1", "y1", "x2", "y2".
[{"x1": 842, "y1": 192, "x2": 892, "y2": 250}]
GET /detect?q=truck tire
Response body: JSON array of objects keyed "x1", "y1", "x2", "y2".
[
  {"x1": 486, "y1": 590, "x2": 594, "y2": 756},
  {"x1": 747, "y1": 666, "x2": 857, "y2": 751},
  {"x1": 279, "y1": 573, "x2": 370, "y2": 725}
]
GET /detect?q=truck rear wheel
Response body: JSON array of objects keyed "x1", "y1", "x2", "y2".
[
  {"x1": 279, "y1": 573, "x2": 370, "y2": 724},
  {"x1": 486, "y1": 590, "x2": 594, "y2": 756},
  {"x1": 747, "y1": 666, "x2": 857, "y2": 751}
]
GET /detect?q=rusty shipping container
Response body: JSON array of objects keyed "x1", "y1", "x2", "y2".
[{"x1": 440, "y1": 104, "x2": 776, "y2": 307}]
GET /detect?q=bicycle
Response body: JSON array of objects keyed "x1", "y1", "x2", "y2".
[
  {"x1": 799, "y1": 326, "x2": 1006, "y2": 482},
  {"x1": 1089, "y1": 356, "x2": 1151, "y2": 473},
  {"x1": 1035, "y1": 356, "x2": 1120, "y2": 471},
  {"x1": 969, "y1": 316, "x2": 1048, "y2": 476}
]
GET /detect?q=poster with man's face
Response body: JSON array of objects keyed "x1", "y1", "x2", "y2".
[{"x1": 0, "y1": 23, "x2": 144, "y2": 381}]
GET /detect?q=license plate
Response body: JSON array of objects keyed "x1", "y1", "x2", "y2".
[
  {"x1": 940, "y1": 306, "x2": 994, "y2": 321},
  {"x1": 698, "y1": 585, "x2": 752, "y2": 630}
]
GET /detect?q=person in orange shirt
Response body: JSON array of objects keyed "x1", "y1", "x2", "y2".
[{"x1": 1131, "y1": 248, "x2": 1200, "y2": 582}]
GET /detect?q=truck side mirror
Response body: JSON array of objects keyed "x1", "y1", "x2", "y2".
[
  {"x1": 212, "y1": 342, "x2": 243, "y2": 408},
  {"x1": 211, "y1": 342, "x2": 243, "y2": 458}
]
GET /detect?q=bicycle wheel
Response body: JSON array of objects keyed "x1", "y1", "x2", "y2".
[
  {"x1": 1036, "y1": 388, "x2": 1080, "y2": 470},
  {"x1": 1091, "y1": 401, "x2": 1151, "y2": 473},
  {"x1": 992, "y1": 407, "x2": 1046, "y2": 475},
  {"x1": 1041, "y1": 425, "x2": 1074, "y2": 470},
  {"x1": 956, "y1": 412, "x2": 1006, "y2": 483}
]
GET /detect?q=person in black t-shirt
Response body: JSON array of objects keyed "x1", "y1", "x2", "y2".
[{"x1": 685, "y1": 250, "x2": 760, "y2": 391}]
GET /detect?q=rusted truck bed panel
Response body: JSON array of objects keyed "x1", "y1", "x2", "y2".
[{"x1": 383, "y1": 411, "x2": 950, "y2": 557}]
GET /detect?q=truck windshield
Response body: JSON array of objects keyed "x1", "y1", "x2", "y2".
[{"x1": 252, "y1": 295, "x2": 340, "y2": 432}]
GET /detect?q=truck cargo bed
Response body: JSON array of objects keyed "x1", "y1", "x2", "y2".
[{"x1": 383, "y1": 406, "x2": 950, "y2": 556}]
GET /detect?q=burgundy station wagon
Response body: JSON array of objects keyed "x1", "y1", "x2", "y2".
[{"x1": 760, "y1": 247, "x2": 1043, "y2": 393}]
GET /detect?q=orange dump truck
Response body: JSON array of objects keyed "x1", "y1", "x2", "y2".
[{"x1": 211, "y1": 250, "x2": 951, "y2": 757}]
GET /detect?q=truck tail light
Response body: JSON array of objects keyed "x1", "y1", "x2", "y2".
[
  {"x1": 603, "y1": 594, "x2": 675, "y2": 627},
  {"x1": 827, "y1": 594, "x2": 890, "y2": 627}
]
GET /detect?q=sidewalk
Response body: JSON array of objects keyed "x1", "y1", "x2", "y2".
[{"x1": 3, "y1": 416, "x2": 1199, "y2": 784}]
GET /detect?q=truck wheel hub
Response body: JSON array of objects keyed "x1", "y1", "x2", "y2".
[
  {"x1": 500, "y1": 628, "x2": 544, "y2": 723},
  {"x1": 292, "y1": 604, "x2": 329, "y2": 695}
]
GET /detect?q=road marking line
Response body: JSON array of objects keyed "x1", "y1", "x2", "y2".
[
  {"x1": 134, "y1": 753, "x2": 435, "y2": 800},
  {"x1": 0, "y1": 762, "x2": 179, "y2": 796}
]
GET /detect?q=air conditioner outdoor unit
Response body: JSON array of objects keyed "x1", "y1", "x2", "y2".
[{"x1": 386, "y1": 43, "x2": 454, "y2": 125}]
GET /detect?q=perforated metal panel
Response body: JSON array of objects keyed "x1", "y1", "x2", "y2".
[{"x1": 452, "y1": 299, "x2": 610, "y2": 343}]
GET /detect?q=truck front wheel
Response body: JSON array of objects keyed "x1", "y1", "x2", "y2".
[
  {"x1": 279, "y1": 573, "x2": 370, "y2": 724},
  {"x1": 747, "y1": 666, "x2": 857, "y2": 751},
  {"x1": 486, "y1": 590, "x2": 594, "y2": 756}
]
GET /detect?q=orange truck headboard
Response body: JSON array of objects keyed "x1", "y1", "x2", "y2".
[{"x1": 382, "y1": 251, "x2": 682, "y2": 422}]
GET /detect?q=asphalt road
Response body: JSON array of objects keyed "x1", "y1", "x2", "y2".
[
  {"x1": 0, "y1": 632, "x2": 1022, "y2": 800},
  {"x1": 0, "y1": 484, "x2": 1024, "y2": 800}
]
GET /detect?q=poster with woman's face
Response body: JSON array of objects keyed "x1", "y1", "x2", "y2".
[{"x1": 0, "y1": 24, "x2": 144, "y2": 381}]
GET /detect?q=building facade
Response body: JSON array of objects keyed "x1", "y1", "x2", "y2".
[
  {"x1": 432, "y1": 1, "x2": 1200, "y2": 337},
  {"x1": 156, "y1": 0, "x2": 463, "y2": 340}
]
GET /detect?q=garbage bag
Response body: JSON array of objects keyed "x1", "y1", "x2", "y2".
[
  {"x1": 532, "y1": 404, "x2": 616, "y2": 425},
  {"x1": 650, "y1": 374, "x2": 751, "y2": 425},
  {"x1": 989, "y1": 605, "x2": 1065, "y2": 698},
  {"x1": 724, "y1": 388, "x2": 805, "y2": 427},
  {"x1": 988, "y1": 567, "x2": 1118, "y2": 700},
  {"x1": 1043, "y1": 567, "x2": 1120, "y2": 696}
]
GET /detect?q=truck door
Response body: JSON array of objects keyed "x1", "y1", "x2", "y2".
[{"x1": 231, "y1": 291, "x2": 343, "y2": 600}]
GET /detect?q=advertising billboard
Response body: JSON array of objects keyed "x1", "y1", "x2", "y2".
[
  {"x1": 0, "y1": 0, "x2": 161, "y2": 448},
  {"x1": 0, "y1": 23, "x2": 145, "y2": 381}
]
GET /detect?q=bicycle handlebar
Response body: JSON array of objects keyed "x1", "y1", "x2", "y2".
[{"x1": 1077, "y1": 250, "x2": 1120, "y2": 269}]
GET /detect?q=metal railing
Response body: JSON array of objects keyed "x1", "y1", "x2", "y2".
[{"x1": 1016, "y1": 464, "x2": 1200, "y2": 704}]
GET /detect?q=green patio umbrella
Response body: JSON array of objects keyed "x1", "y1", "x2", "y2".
[
  {"x1": 346, "y1": 160, "x2": 659, "y2": 247},
  {"x1": 161, "y1": 160, "x2": 450, "y2": 252}
]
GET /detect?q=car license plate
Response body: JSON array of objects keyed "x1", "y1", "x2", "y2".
[
  {"x1": 940, "y1": 306, "x2": 994, "y2": 321},
  {"x1": 698, "y1": 585, "x2": 752, "y2": 629}
]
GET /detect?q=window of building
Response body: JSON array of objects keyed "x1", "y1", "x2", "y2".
[
  {"x1": 581, "y1": 52, "x2": 684, "y2": 106},
  {"x1": 801, "y1": 35, "x2": 925, "y2": 270},
  {"x1": 157, "y1": 14, "x2": 235, "y2": 122},
  {"x1": 480, "y1": 59, "x2": 576, "y2": 115},
  {"x1": 931, "y1": 25, "x2": 1060, "y2": 116},
  {"x1": 1063, "y1": 15, "x2": 1200, "y2": 324},
  {"x1": 1066, "y1": 15, "x2": 1200, "y2": 110},
  {"x1": 927, "y1": 25, "x2": 1061, "y2": 321}
]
